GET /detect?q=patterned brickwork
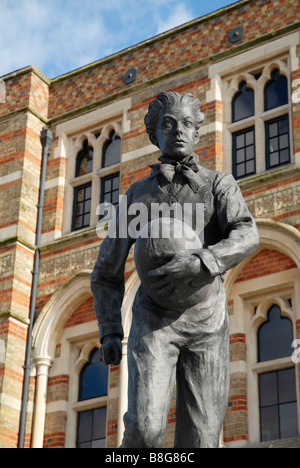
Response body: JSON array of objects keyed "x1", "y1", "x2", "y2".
[
  {"x1": 236, "y1": 249, "x2": 296, "y2": 282},
  {"x1": 46, "y1": 0, "x2": 299, "y2": 121}
]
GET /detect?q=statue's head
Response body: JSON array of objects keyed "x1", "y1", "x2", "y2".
[{"x1": 144, "y1": 91, "x2": 204, "y2": 161}]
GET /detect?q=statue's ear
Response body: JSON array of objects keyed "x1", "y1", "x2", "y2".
[
  {"x1": 194, "y1": 130, "x2": 200, "y2": 145},
  {"x1": 149, "y1": 132, "x2": 159, "y2": 148}
]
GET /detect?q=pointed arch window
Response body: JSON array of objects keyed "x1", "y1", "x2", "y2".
[
  {"x1": 102, "y1": 130, "x2": 121, "y2": 168},
  {"x1": 264, "y1": 69, "x2": 290, "y2": 169},
  {"x1": 232, "y1": 81, "x2": 254, "y2": 123},
  {"x1": 264, "y1": 68, "x2": 288, "y2": 111},
  {"x1": 99, "y1": 130, "x2": 121, "y2": 219},
  {"x1": 228, "y1": 62, "x2": 291, "y2": 180},
  {"x1": 75, "y1": 139, "x2": 94, "y2": 176},
  {"x1": 257, "y1": 305, "x2": 298, "y2": 442},
  {"x1": 76, "y1": 348, "x2": 108, "y2": 448},
  {"x1": 72, "y1": 140, "x2": 94, "y2": 231},
  {"x1": 78, "y1": 348, "x2": 108, "y2": 401}
]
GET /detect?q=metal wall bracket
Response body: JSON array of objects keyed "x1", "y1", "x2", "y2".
[
  {"x1": 228, "y1": 27, "x2": 244, "y2": 43},
  {"x1": 124, "y1": 68, "x2": 137, "y2": 84}
]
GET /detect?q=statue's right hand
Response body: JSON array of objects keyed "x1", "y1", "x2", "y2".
[{"x1": 100, "y1": 335, "x2": 122, "y2": 365}]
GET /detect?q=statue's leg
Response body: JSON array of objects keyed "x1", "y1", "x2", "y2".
[
  {"x1": 174, "y1": 312, "x2": 230, "y2": 448},
  {"x1": 120, "y1": 318, "x2": 180, "y2": 448}
]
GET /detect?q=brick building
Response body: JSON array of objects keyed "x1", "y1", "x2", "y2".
[{"x1": 0, "y1": 0, "x2": 300, "y2": 449}]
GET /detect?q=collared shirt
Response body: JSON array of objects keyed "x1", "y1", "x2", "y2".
[{"x1": 91, "y1": 158, "x2": 259, "y2": 342}]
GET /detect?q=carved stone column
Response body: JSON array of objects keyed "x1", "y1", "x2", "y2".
[{"x1": 31, "y1": 356, "x2": 52, "y2": 448}]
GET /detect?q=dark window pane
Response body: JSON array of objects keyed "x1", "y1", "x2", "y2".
[
  {"x1": 79, "y1": 348, "x2": 108, "y2": 401},
  {"x1": 93, "y1": 408, "x2": 107, "y2": 440},
  {"x1": 269, "y1": 122, "x2": 278, "y2": 138},
  {"x1": 236, "y1": 134, "x2": 244, "y2": 149},
  {"x1": 102, "y1": 130, "x2": 121, "y2": 168},
  {"x1": 76, "y1": 140, "x2": 93, "y2": 177},
  {"x1": 269, "y1": 137, "x2": 278, "y2": 152},
  {"x1": 246, "y1": 146, "x2": 254, "y2": 160},
  {"x1": 279, "y1": 118, "x2": 288, "y2": 134},
  {"x1": 259, "y1": 372, "x2": 278, "y2": 407},
  {"x1": 111, "y1": 190, "x2": 119, "y2": 205},
  {"x1": 112, "y1": 175, "x2": 119, "y2": 190},
  {"x1": 259, "y1": 368, "x2": 298, "y2": 442},
  {"x1": 266, "y1": 116, "x2": 290, "y2": 170},
  {"x1": 232, "y1": 81, "x2": 254, "y2": 122},
  {"x1": 78, "y1": 441, "x2": 91, "y2": 448},
  {"x1": 265, "y1": 69, "x2": 288, "y2": 111},
  {"x1": 92, "y1": 439, "x2": 106, "y2": 448},
  {"x1": 236, "y1": 164, "x2": 245, "y2": 178},
  {"x1": 278, "y1": 369, "x2": 296, "y2": 404},
  {"x1": 260, "y1": 406, "x2": 279, "y2": 442},
  {"x1": 279, "y1": 134, "x2": 289, "y2": 149},
  {"x1": 72, "y1": 183, "x2": 92, "y2": 231},
  {"x1": 280, "y1": 149, "x2": 290, "y2": 163},
  {"x1": 232, "y1": 127, "x2": 255, "y2": 179},
  {"x1": 85, "y1": 185, "x2": 91, "y2": 199},
  {"x1": 77, "y1": 411, "x2": 93, "y2": 443},
  {"x1": 270, "y1": 152, "x2": 279, "y2": 167},
  {"x1": 279, "y1": 403, "x2": 298, "y2": 439},
  {"x1": 246, "y1": 160, "x2": 255, "y2": 174},
  {"x1": 236, "y1": 149, "x2": 245, "y2": 164},
  {"x1": 246, "y1": 131, "x2": 254, "y2": 146},
  {"x1": 100, "y1": 173, "x2": 120, "y2": 219},
  {"x1": 258, "y1": 305, "x2": 293, "y2": 362},
  {"x1": 77, "y1": 408, "x2": 107, "y2": 449}
]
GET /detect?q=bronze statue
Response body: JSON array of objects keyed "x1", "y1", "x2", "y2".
[{"x1": 91, "y1": 91, "x2": 259, "y2": 448}]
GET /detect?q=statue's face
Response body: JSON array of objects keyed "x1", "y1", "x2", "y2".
[{"x1": 154, "y1": 102, "x2": 199, "y2": 161}]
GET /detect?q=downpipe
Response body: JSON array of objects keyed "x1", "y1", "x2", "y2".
[{"x1": 18, "y1": 127, "x2": 53, "y2": 448}]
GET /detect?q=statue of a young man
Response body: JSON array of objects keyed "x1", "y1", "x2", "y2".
[{"x1": 91, "y1": 91, "x2": 259, "y2": 448}]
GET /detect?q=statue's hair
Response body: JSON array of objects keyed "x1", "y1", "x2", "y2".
[{"x1": 144, "y1": 91, "x2": 205, "y2": 136}]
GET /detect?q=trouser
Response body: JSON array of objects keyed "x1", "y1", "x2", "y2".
[{"x1": 120, "y1": 285, "x2": 230, "y2": 449}]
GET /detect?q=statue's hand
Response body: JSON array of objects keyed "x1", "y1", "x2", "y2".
[
  {"x1": 148, "y1": 254, "x2": 202, "y2": 297},
  {"x1": 100, "y1": 335, "x2": 122, "y2": 365}
]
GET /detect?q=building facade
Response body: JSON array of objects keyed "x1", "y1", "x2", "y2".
[{"x1": 0, "y1": 0, "x2": 300, "y2": 448}]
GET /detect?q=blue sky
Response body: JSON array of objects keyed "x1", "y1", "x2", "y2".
[{"x1": 0, "y1": 0, "x2": 237, "y2": 79}]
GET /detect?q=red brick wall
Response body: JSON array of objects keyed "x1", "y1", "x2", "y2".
[
  {"x1": 47, "y1": 0, "x2": 299, "y2": 121},
  {"x1": 235, "y1": 249, "x2": 296, "y2": 282}
]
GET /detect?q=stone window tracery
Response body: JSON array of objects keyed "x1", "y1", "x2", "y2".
[{"x1": 224, "y1": 59, "x2": 292, "y2": 179}]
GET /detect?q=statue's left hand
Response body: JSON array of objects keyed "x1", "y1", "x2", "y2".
[{"x1": 148, "y1": 254, "x2": 201, "y2": 297}]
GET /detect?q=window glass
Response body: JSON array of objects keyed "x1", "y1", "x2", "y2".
[
  {"x1": 259, "y1": 369, "x2": 297, "y2": 442},
  {"x1": 100, "y1": 173, "x2": 120, "y2": 219},
  {"x1": 257, "y1": 304, "x2": 293, "y2": 362},
  {"x1": 72, "y1": 183, "x2": 92, "y2": 231},
  {"x1": 232, "y1": 127, "x2": 256, "y2": 179},
  {"x1": 77, "y1": 408, "x2": 107, "y2": 448},
  {"x1": 79, "y1": 348, "x2": 108, "y2": 401},
  {"x1": 265, "y1": 115, "x2": 290, "y2": 169},
  {"x1": 102, "y1": 130, "x2": 121, "y2": 168},
  {"x1": 232, "y1": 81, "x2": 254, "y2": 122},
  {"x1": 264, "y1": 69, "x2": 288, "y2": 111},
  {"x1": 76, "y1": 140, "x2": 93, "y2": 177}
]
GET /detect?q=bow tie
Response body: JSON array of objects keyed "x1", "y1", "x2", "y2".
[{"x1": 149, "y1": 154, "x2": 201, "y2": 193}]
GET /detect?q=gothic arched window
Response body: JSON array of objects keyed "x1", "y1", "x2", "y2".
[
  {"x1": 257, "y1": 305, "x2": 298, "y2": 442},
  {"x1": 264, "y1": 68, "x2": 288, "y2": 111},
  {"x1": 78, "y1": 348, "x2": 108, "y2": 401},
  {"x1": 76, "y1": 348, "x2": 108, "y2": 448},
  {"x1": 102, "y1": 130, "x2": 121, "y2": 168},
  {"x1": 232, "y1": 81, "x2": 254, "y2": 123},
  {"x1": 72, "y1": 140, "x2": 94, "y2": 231},
  {"x1": 100, "y1": 130, "x2": 121, "y2": 218}
]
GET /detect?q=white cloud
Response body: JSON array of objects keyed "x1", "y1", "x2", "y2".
[
  {"x1": 0, "y1": 0, "x2": 195, "y2": 78},
  {"x1": 156, "y1": 3, "x2": 194, "y2": 34}
]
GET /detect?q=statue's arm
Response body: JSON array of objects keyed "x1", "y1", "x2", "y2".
[
  {"x1": 197, "y1": 173, "x2": 260, "y2": 277},
  {"x1": 91, "y1": 191, "x2": 134, "y2": 348}
]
